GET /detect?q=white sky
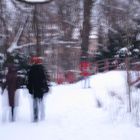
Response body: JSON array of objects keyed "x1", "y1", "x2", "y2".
[{"x1": 0, "y1": 71, "x2": 140, "y2": 140}]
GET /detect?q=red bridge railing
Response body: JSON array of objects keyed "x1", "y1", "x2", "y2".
[{"x1": 49, "y1": 57, "x2": 140, "y2": 85}]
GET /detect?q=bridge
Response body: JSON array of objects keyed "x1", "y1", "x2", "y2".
[{"x1": 52, "y1": 57, "x2": 140, "y2": 87}]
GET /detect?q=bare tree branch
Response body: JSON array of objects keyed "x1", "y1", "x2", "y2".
[{"x1": 15, "y1": 0, "x2": 53, "y2": 4}]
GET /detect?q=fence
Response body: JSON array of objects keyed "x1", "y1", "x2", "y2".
[{"x1": 47, "y1": 57, "x2": 140, "y2": 85}]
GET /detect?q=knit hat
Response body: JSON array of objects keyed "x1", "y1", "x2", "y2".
[{"x1": 30, "y1": 56, "x2": 43, "y2": 64}]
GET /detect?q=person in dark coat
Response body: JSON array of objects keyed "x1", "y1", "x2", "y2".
[
  {"x1": 2, "y1": 64, "x2": 18, "y2": 121},
  {"x1": 27, "y1": 57, "x2": 50, "y2": 122}
]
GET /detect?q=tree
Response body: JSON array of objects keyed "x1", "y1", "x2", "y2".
[
  {"x1": 81, "y1": 0, "x2": 93, "y2": 58},
  {"x1": 96, "y1": 0, "x2": 140, "y2": 59}
]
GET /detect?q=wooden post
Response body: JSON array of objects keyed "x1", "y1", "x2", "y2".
[{"x1": 126, "y1": 57, "x2": 131, "y2": 112}]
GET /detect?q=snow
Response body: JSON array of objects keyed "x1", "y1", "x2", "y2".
[
  {"x1": 0, "y1": 71, "x2": 140, "y2": 140},
  {"x1": 136, "y1": 33, "x2": 140, "y2": 41}
]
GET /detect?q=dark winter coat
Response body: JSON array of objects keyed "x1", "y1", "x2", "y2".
[
  {"x1": 5, "y1": 65, "x2": 18, "y2": 107},
  {"x1": 27, "y1": 64, "x2": 49, "y2": 99}
]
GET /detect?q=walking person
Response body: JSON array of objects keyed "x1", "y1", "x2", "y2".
[
  {"x1": 79, "y1": 59, "x2": 91, "y2": 88},
  {"x1": 2, "y1": 64, "x2": 18, "y2": 122},
  {"x1": 27, "y1": 57, "x2": 50, "y2": 122}
]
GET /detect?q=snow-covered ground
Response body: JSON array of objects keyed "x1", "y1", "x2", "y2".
[{"x1": 0, "y1": 71, "x2": 140, "y2": 140}]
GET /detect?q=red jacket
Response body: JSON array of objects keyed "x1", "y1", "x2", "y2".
[{"x1": 79, "y1": 61, "x2": 91, "y2": 76}]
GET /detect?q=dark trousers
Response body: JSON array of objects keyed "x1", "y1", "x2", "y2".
[
  {"x1": 8, "y1": 106, "x2": 15, "y2": 122},
  {"x1": 33, "y1": 97, "x2": 44, "y2": 122}
]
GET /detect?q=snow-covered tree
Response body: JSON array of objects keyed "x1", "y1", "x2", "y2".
[{"x1": 96, "y1": 0, "x2": 140, "y2": 59}]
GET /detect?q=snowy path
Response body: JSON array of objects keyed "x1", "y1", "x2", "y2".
[{"x1": 0, "y1": 72, "x2": 140, "y2": 140}]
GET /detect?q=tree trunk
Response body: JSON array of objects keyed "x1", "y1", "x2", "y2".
[{"x1": 81, "y1": 0, "x2": 93, "y2": 58}]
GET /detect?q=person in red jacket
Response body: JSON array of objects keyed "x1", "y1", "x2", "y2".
[{"x1": 79, "y1": 60, "x2": 91, "y2": 88}]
